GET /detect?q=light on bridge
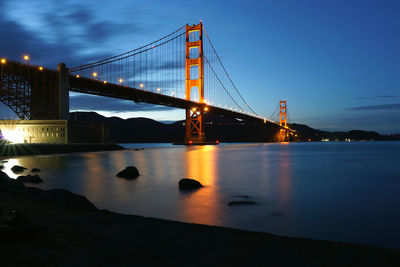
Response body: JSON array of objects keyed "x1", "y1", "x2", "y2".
[
  {"x1": 140, "y1": 83, "x2": 144, "y2": 88},
  {"x1": 204, "y1": 107, "x2": 208, "y2": 111},
  {"x1": 38, "y1": 66, "x2": 43, "y2": 71},
  {"x1": 92, "y1": 72, "x2": 98, "y2": 78},
  {"x1": 192, "y1": 107, "x2": 197, "y2": 112},
  {"x1": 157, "y1": 88, "x2": 161, "y2": 92},
  {"x1": 76, "y1": 75, "x2": 80, "y2": 78},
  {"x1": 23, "y1": 55, "x2": 29, "y2": 64},
  {"x1": 171, "y1": 91, "x2": 175, "y2": 96},
  {"x1": 103, "y1": 81, "x2": 107, "y2": 84},
  {"x1": 0, "y1": 58, "x2": 6, "y2": 64},
  {"x1": 119, "y1": 78, "x2": 124, "y2": 84}
]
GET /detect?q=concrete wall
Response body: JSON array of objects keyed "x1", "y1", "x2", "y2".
[{"x1": 0, "y1": 120, "x2": 67, "y2": 144}]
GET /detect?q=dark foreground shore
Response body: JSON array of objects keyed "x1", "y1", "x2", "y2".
[
  {"x1": 0, "y1": 143, "x2": 124, "y2": 157},
  {"x1": 1, "y1": 174, "x2": 399, "y2": 266}
]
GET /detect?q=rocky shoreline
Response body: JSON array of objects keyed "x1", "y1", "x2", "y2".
[
  {"x1": 0, "y1": 143, "x2": 124, "y2": 157},
  {"x1": 0, "y1": 173, "x2": 399, "y2": 266}
]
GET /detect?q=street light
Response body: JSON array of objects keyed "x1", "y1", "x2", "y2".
[
  {"x1": 0, "y1": 58, "x2": 6, "y2": 64},
  {"x1": 119, "y1": 78, "x2": 123, "y2": 84},
  {"x1": 23, "y1": 55, "x2": 29, "y2": 64}
]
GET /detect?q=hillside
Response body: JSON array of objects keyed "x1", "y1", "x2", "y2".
[{"x1": 69, "y1": 112, "x2": 399, "y2": 143}]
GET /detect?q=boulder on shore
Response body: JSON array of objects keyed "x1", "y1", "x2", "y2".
[
  {"x1": 178, "y1": 178, "x2": 203, "y2": 190},
  {"x1": 16, "y1": 175, "x2": 43, "y2": 183},
  {"x1": 116, "y1": 166, "x2": 140, "y2": 179},
  {"x1": 31, "y1": 168, "x2": 41, "y2": 172},
  {"x1": 11, "y1": 165, "x2": 27, "y2": 173}
]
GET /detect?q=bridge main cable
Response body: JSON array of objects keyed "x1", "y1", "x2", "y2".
[{"x1": 70, "y1": 26, "x2": 186, "y2": 72}]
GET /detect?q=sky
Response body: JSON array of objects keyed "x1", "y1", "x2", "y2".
[{"x1": 0, "y1": 0, "x2": 399, "y2": 133}]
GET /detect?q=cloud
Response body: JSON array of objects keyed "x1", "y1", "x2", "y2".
[
  {"x1": 376, "y1": 95, "x2": 398, "y2": 98},
  {"x1": 356, "y1": 95, "x2": 398, "y2": 100},
  {"x1": 0, "y1": 0, "x2": 144, "y2": 67},
  {"x1": 70, "y1": 93, "x2": 177, "y2": 112},
  {"x1": 346, "y1": 103, "x2": 400, "y2": 111}
]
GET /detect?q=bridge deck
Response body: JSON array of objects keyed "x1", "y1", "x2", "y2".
[{"x1": 1, "y1": 60, "x2": 287, "y2": 130}]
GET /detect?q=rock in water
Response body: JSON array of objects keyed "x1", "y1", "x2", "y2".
[
  {"x1": 11, "y1": 165, "x2": 27, "y2": 173},
  {"x1": 16, "y1": 175, "x2": 43, "y2": 183},
  {"x1": 228, "y1": 201, "x2": 256, "y2": 206},
  {"x1": 116, "y1": 166, "x2": 140, "y2": 179},
  {"x1": 178, "y1": 178, "x2": 203, "y2": 190},
  {"x1": 31, "y1": 168, "x2": 41, "y2": 172}
]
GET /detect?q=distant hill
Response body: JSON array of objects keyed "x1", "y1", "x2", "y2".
[
  {"x1": 289, "y1": 123, "x2": 400, "y2": 141},
  {"x1": 69, "y1": 112, "x2": 280, "y2": 143},
  {"x1": 69, "y1": 112, "x2": 400, "y2": 143}
]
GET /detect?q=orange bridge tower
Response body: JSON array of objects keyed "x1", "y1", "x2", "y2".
[
  {"x1": 279, "y1": 100, "x2": 288, "y2": 141},
  {"x1": 185, "y1": 23, "x2": 205, "y2": 143}
]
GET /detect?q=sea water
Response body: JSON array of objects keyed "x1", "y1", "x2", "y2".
[{"x1": 2, "y1": 141, "x2": 400, "y2": 249}]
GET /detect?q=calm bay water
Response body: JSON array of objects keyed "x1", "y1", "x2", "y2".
[{"x1": 2, "y1": 142, "x2": 400, "y2": 249}]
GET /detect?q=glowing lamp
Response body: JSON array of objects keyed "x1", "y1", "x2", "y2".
[
  {"x1": 157, "y1": 88, "x2": 161, "y2": 92},
  {"x1": 38, "y1": 66, "x2": 43, "y2": 71},
  {"x1": 23, "y1": 55, "x2": 29, "y2": 61},
  {"x1": 76, "y1": 75, "x2": 80, "y2": 78},
  {"x1": 204, "y1": 107, "x2": 208, "y2": 111},
  {"x1": 119, "y1": 78, "x2": 123, "y2": 83},
  {"x1": 103, "y1": 81, "x2": 107, "y2": 84},
  {"x1": 140, "y1": 83, "x2": 144, "y2": 88},
  {"x1": 92, "y1": 72, "x2": 98, "y2": 77},
  {"x1": 0, "y1": 58, "x2": 6, "y2": 64}
]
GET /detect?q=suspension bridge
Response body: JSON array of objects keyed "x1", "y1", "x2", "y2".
[{"x1": 0, "y1": 22, "x2": 296, "y2": 143}]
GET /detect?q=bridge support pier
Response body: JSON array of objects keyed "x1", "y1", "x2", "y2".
[
  {"x1": 57, "y1": 63, "x2": 70, "y2": 120},
  {"x1": 185, "y1": 107, "x2": 205, "y2": 143}
]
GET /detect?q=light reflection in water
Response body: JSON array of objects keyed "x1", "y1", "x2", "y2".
[
  {"x1": 180, "y1": 145, "x2": 221, "y2": 225},
  {"x1": 81, "y1": 153, "x2": 107, "y2": 200},
  {"x1": 2, "y1": 158, "x2": 21, "y2": 178},
  {"x1": 278, "y1": 145, "x2": 292, "y2": 207}
]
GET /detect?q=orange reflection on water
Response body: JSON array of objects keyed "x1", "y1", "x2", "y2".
[
  {"x1": 81, "y1": 153, "x2": 107, "y2": 200},
  {"x1": 179, "y1": 145, "x2": 221, "y2": 225},
  {"x1": 278, "y1": 144, "x2": 292, "y2": 206}
]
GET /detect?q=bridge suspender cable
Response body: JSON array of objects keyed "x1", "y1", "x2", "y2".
[
  {"x1": 202, "y1": 26, "x2": 259, "y2": 116},
  {"x1": 203, "y1": 55, "x2": 245, "y2": 112}
]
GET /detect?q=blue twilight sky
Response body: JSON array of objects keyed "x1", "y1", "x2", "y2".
[{"x1": 0, "y1": 0, "x2": 399, "y2": 133}]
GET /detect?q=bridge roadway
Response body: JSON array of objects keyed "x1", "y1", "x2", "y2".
[
  {"x1": 1, "y1": 60, "x2": 288, "y2": 131},
  {"x1": 70, "y1": 75, "x2": 281, "y2": 127}
]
